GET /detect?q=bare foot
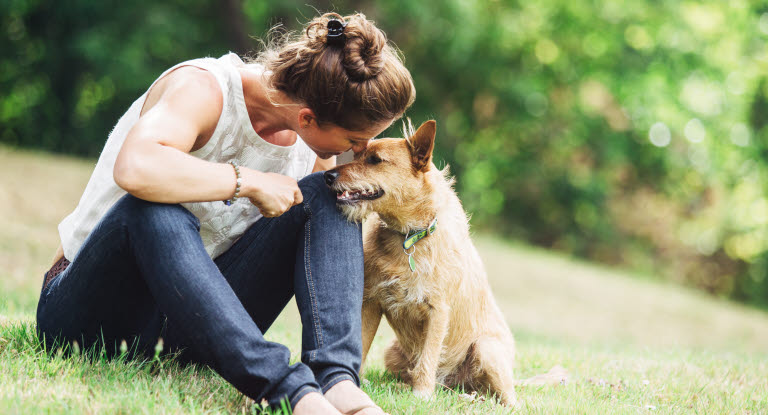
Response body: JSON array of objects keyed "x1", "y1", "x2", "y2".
[
  {"x1": 324, "y1": 380, "x2": 388, "y2": 415},
  {"x1": 293, "y1": 392, "x2": 342, "y2": 415}
]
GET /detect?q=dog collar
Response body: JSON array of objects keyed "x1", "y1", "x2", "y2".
[
  {"x1": 402, "y1": 217, "x2": 438, "y2": 250},
  {"x1": 402, "y1": 217, "x2": 438, "y2": 272}
]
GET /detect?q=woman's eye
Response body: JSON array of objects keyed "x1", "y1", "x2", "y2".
[{"x1": 366, "y1": 154, "x2": 382, "y2": 165}]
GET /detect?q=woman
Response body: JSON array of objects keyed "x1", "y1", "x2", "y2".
[{"x1": 35, "y1": 12, "x2": 415, "y2": 415}]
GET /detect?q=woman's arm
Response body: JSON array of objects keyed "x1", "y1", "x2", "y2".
[
  {"x1": 114, "y1": 66, "x2": 239, "y2": 203},
  {"x1": 50, "y1": 68, "x2": 302, "y2": 267},
  {"x1": 113, "y1": 67, "x2": 301, "y2": 212}
]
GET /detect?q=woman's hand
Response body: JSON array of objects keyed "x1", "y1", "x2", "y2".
[{"x1": 241, "y1": 168, "x2": 304, "y2": 217}]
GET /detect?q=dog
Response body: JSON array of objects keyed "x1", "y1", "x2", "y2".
[{"x1": 323, "y1": 120, "x2": 517, "y2": 405}]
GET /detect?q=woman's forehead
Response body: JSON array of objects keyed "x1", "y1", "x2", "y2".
[{"x1": 349, "y1": 119, "x2": 394, "y2": 138}]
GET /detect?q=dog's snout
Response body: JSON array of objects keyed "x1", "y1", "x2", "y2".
[{"x1": 324, "y1": 170, "x2": 339, "y2": 186}]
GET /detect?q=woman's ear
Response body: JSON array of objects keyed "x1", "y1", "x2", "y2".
[{"x1": 298, "y1": 108, "x2": 317, "y2": 129}]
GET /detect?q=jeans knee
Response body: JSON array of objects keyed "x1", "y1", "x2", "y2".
[
  {"x1": 298, "y1": 172, "x2": 339, "y2": 209},
  {"x1": 112, "y1": 194, "x2": 199, "y2": 234},
  {"x1": 298, "y1": 172, "x2": 328, "y2": 195}
]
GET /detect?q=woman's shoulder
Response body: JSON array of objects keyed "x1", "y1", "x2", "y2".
[
  {"x1": 137, "y1": 65, "x2": 225, "y2": 154},
  {"x1": 141, "y1": 65, "x2": 224, "y2": 120},
  {"x1": 162, "y1": 66, "x2": 224, "y2": 102}
]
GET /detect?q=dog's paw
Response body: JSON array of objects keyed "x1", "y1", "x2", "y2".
[
  {"x1": 505, "y1": 396, "x2": 522, "y2": 411},
  {"x1": 411, "y1": 388, "x2": 434, "y2": 400}
]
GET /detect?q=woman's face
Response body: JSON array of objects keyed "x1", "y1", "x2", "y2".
[{"x1": 297, "y1": 110, "x2": 394, "y2": 160}]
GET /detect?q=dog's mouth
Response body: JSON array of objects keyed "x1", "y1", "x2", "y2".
[{"x1": 334, "y1": 187, "x2": 385, "y2": 204}]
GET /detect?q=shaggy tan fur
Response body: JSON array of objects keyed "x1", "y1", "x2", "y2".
[{"x1": 326, "y1": 120, "x2": 517, "y2": 405}]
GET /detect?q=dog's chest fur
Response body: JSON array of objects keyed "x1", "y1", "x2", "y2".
[
  {"x1": 371, "y1": 271, "x2": 433, "y2": 320},
  {"x1": 364, "y1": 224, "x2": 439, "y2": 322}
]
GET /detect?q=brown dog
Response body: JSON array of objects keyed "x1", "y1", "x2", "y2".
[{"x1": 324, "y1": 120, "x2": 517, "y2": 405}]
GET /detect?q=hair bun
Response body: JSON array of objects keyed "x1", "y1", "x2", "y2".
[
  {"x1": 340, "y1": 14, "x2": 386, "y2": 81},
  {"x1": 262, "y1": 11, "x2": 415, "y2": 131}
]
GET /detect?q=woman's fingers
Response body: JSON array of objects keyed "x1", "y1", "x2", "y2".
[
  {"x1": 242, "y1": 170, "x2": 304, "y2": 217},
  {"x1": 261, "y1": 192, "x2": 298, "y2": 217},
  {"x1": 294, "y1": 187, "x2": 304, "y2": 205}
]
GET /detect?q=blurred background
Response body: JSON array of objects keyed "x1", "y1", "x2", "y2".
[{"x1": 2, "y1": 0, "x2": 768, "y2": 313}]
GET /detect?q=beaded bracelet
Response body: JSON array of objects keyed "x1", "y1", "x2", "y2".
[{"x1": 224, "y1": 161, "x2": 242, "y2": 206}]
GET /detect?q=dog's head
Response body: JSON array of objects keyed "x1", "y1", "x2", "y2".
[{"x1": 324, "y1": 120, "x2": 437, "y2": 222}]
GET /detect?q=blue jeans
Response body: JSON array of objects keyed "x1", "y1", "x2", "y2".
[{"x1": 36, "y1": 172, "x2": 364, "y2": 408}]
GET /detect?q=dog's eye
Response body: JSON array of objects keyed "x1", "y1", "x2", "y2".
[{"x1": 366, "y1": 154, "x2": 383, "y2": 165}]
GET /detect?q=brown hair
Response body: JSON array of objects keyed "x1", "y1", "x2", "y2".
[{"x1": 253, "y1": 12, "x2": 416, "y2": 131}]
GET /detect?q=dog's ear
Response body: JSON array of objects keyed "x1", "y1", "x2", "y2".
[{"x1": 406, "y1": 120, "x2": 437, "y2": 172}]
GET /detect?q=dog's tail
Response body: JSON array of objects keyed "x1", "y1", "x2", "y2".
[{"x1": 515, "y1": 365, "x2": 569, "y2": 386}]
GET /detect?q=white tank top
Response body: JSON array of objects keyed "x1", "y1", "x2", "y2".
[{"x1": 58, "y1": 53, "x2": 317, "y2": 261}]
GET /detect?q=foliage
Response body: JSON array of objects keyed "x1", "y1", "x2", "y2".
[
  {"x1": 379, "y1": 0, "x2": 768, "y2": 306},
  {"x1": 2, "y1": 0, "x2": 768, "y2": 306}
]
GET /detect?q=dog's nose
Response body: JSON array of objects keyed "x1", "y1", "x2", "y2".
[{"x1": 324, "y1": 170, "x2": 339, "y2": 186}]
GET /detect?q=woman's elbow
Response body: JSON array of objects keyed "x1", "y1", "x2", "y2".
[{"x1": 113, "y1": 155, "x2": 146, "y2": 194}]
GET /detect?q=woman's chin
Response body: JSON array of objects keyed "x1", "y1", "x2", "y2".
[{"x1": 316, "y1": 151, "x2": 341, "y2": 160}]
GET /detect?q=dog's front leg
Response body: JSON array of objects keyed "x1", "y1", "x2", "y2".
[
  {"x1": 360, "y1": 299, "x2": 382, "y2": 373},
  {"x1": 409, "y1": 301, "x2": 450, "y2": 398}
]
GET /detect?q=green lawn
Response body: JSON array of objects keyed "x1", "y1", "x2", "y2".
[{"x1": 1, "y1": 146, "x2": 767, "y2": 414}]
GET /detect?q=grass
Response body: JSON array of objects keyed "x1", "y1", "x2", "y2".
[{"x1": 1, "y1": 145, "x2": 768, "y2": 414}]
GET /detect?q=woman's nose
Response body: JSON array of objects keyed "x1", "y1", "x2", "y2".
[{"x1": 351, "y1": 140, "x2": 369, "y2": 154}]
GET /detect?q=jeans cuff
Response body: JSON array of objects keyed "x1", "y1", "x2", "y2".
[
  {"x1": 289, "y1": 384, "x2": 322, "y2": 409},
  {"x1": 320, "y1": 371, "x2": 358, "y2": 393},
  {"x1": 265, "y1": 363, "x2": 321, "y2": 410}
]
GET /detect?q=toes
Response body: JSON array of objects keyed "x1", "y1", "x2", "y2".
[{"x1": 351, "y1": 406, "x2": 387, "y2": 415}]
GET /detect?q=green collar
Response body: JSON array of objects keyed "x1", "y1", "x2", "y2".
[
  {"x1": 401, "y1": 217, "x2": 437, "y2": 272},
  {"x1": 402, "y1": 217, "x2": 438, "y2": 250}
]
